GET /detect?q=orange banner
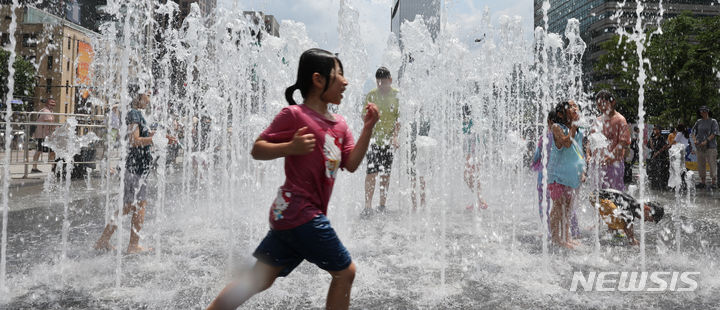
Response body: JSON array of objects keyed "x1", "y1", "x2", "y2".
[{"x1": 77, "y1": 41, "x2": 93, "y2": 85}]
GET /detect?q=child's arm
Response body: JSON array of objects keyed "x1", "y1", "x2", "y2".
[
  {"x1": 551, "y1": 124, "x2": 574, "y2": 149},
  {"x1": 129, "y1": 124, "x2": 153, "y2": 147},
  {"x1": 344, "y1": 104, "x2": 380, "y2": 172},
  {"x1": 251, "y1": 127, "x2": 315, "y2": 160},
  {"x1": 624, "y1": 225, "x2": 638, "y2": 245}
]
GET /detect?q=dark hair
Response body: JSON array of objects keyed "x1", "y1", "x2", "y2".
[
  {"x1": 697, "y1": 107, "x2": 713, "y2": 119},
  {"x1": 375, "y1": 66, "x2": 391, "y2": 80},
  {"x1": 646, "y1": 201, "x2": 664, "y2": 222},
  {"x1": 131, "y1": 93, "x2": 148, "y2": 109},
  {"x1": 551, "y1": 101, "x2": 571, "y2": 126},
  {"x1": 595, "y1": 89, "x2": 615, "y2": 103},
  {"x1": 285, "y1": 48, "x2": 343, "y2": 106},
  {"x1": 462, "y1": 104, "x2": 471, "y2": 117},
  {"x1": 547, "y1": 110, "x2": 556, "y2": 124}
]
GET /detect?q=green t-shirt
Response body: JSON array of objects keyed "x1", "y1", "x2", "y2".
[{"x1": 364, "y1": 88, "x2": 399, "y2": 145}]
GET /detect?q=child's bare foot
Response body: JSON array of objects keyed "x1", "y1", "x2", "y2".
[
  {"x1": 94, "y1": 241, "x2": 115, "y2": 252},
  {"x1": 560, "y1": 241, "x2": 576, "y2": 249},
  {"x1": 478, "y1": 199, "x2": 488, "y2": 209},
  {"x1": 568, "y1": 239, "x2": 581, "y2": 247},
  {"x1": 126, "y1": 245, "x2": 153, "y2": 254}
]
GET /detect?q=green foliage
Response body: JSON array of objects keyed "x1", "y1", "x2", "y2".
[
  {"x1": 0, "y1": 49, "x2": 37, "y2": 111},
  {"x1": 594, "y1": 13, "x2": 720, "y2": 127}
]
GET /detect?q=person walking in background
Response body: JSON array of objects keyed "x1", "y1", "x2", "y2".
[
  {"x1": 31, "y1": 99, "x2": 57, "y2": 173},
  {"x1": 363, "y1": 67, "x2": 399, "y2": 216},
  {"x1": 623, "y1": 126, "x2": 640, "y2": 184},
  {"x1": 691, "y1": 106, "x2": 719, "y2": 189},
  {"x1": 462, "y1": 104, "x2": 489, "y2": 210},
  {"x1": 648, "y1": 125, "x2": 670, "y2": 190},
  {"x1": 109, "y1": 104, "x2": 121, "y2": 146},
  {"x1": 409, "y1": 110, "x2": 432, "y2": 211},
  {"x1": 668, "y1": 124, "x2": 690, "y2": 190},
  {"x1": 95, "y1": 93, "x2": 177, "y2": 253},
  {"x1": 670, "y1": 124, "x2": 690, "y2": 148}
]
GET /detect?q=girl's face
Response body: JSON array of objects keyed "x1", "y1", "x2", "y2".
[
  {"x1": 567, "y1": 100, "x2": 580, "y2": 122},
  {"x1": 321, "y1": 61, "x2": 348, "y2": 105}
]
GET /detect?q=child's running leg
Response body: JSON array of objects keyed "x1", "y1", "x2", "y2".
[
  {"x1": 207, "y1": 261, "x2": 285, "y2": 310},
  {"x1": 364, "y1": 173, "x2": 377, "y2": 210},
  {"x1": 549, "y1": 197, "x2": 563, "y2": 245},
  {"x1": 562, "y1": 197, "x2": 578, "y2": 248},
  {"x1": 127, "y1": 200, "x2": 148, "y2": 253},
  {"x1": 378, "y1": 173, "x2": 391, "y2": 208},
  {"x1": 94, "y1": 202, "x2": 136, "y2": 251},
  {"x1": 419, "y1": 176, "x2": 427, "y2": 208},
  {"x1": 326, "y1": 262, "x2": 357, "y2": 310}
]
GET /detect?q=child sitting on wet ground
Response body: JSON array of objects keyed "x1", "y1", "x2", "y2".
[{"x1": 590, "y1": 189, "x2": 665, "y2": 246}]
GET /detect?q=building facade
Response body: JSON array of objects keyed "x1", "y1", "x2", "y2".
[
  {"x1": 533, "y1": 0, "x2": 720, "y2": 84},
  {"x1": 176, "y1": 0, "x2": 216, "y2": 25},
  {"x1": 243, "y1": 11, "x2": 279, "y2": 38},
  {"x1": 1, "y1": 5, "x2": 96, "y2": 119},
  {"x1": 390, "y1": 0, "x2": 441, "y2": 42}
]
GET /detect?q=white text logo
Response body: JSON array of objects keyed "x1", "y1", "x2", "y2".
[{"x1": 569, "y1": 271, "x2": 700, "y2": 292}]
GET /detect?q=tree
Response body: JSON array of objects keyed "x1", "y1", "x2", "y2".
[
  {"x1": 594, "y1": 13, "x2": 720, "y2": 127},
  {"x1": 0, "y1": 49, "x2": 37, "y2": 111}
]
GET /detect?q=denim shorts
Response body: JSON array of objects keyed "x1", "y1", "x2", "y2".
[{"x1": 253, "y1": 214, "x2": 352, "y2": 277}]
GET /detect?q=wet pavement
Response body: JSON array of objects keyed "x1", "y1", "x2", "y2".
[{"x1": 0, "y1": 171, "x2": 719, "y2": 309}]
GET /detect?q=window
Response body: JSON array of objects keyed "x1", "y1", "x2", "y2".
[
  {"x1": 67, "y1": 38, "x2": 71, "y2": 50},
  {"x1": 46, "y1": 78, "x2": 52, "y2": 94},
  {"x1": 65, "y1": 80, "x2": 69, "y2": 95},
  {"x1": 22, "y1": 33, "x2": 37, "y2": 48},
  {"x1": 67, "y1": 60, "x2": 70, "y2": 71},
  {"x1": 47, "y1": 56, "x2": 53, "y2": 70}
]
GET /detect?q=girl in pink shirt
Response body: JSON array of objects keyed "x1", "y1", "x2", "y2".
[{"x1": 208, "y1": 49, "x2": 379, "y2": 310}]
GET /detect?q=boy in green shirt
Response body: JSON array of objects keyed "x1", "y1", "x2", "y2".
[{"x1": 363, "y1": 67, "x2": 399, "y2": 215}]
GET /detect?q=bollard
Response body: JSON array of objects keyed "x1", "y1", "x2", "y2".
[{"x1": 23, "y1": 123, "x2": 29, "y2": 178}]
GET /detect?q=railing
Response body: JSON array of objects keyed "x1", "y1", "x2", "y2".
[{"x1": 0, "y1": 111, "x2": 110, "y2": 179}]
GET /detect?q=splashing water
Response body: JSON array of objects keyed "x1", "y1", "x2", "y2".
[
  {"x1": 1, "y1": 0, "x2": 719, "y2": 308},
  {"x1": 0, "y1": 0, "x2": 19, "y2": 295}
]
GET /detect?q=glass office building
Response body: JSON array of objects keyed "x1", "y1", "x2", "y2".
[{"x1": 391, "y1": 0, "x2": 441, "y2": 42}]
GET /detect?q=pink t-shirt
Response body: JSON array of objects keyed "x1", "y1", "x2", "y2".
[{"x1": 260, "y1": 104, "x2": 355, "y2": 230}]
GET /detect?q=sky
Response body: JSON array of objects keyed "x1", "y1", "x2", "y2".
[{"x1": 219, "y1": 0, "x2": 534, "y2": 88}]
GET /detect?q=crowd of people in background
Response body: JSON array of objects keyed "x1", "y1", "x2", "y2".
[{"x1": 640, "y1": 106, "x2": 719, "y2": 190}]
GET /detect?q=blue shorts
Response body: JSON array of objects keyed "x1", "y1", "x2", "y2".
[{"x1": 253, "y1": 214, "x2": 352, "y2": 277}]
